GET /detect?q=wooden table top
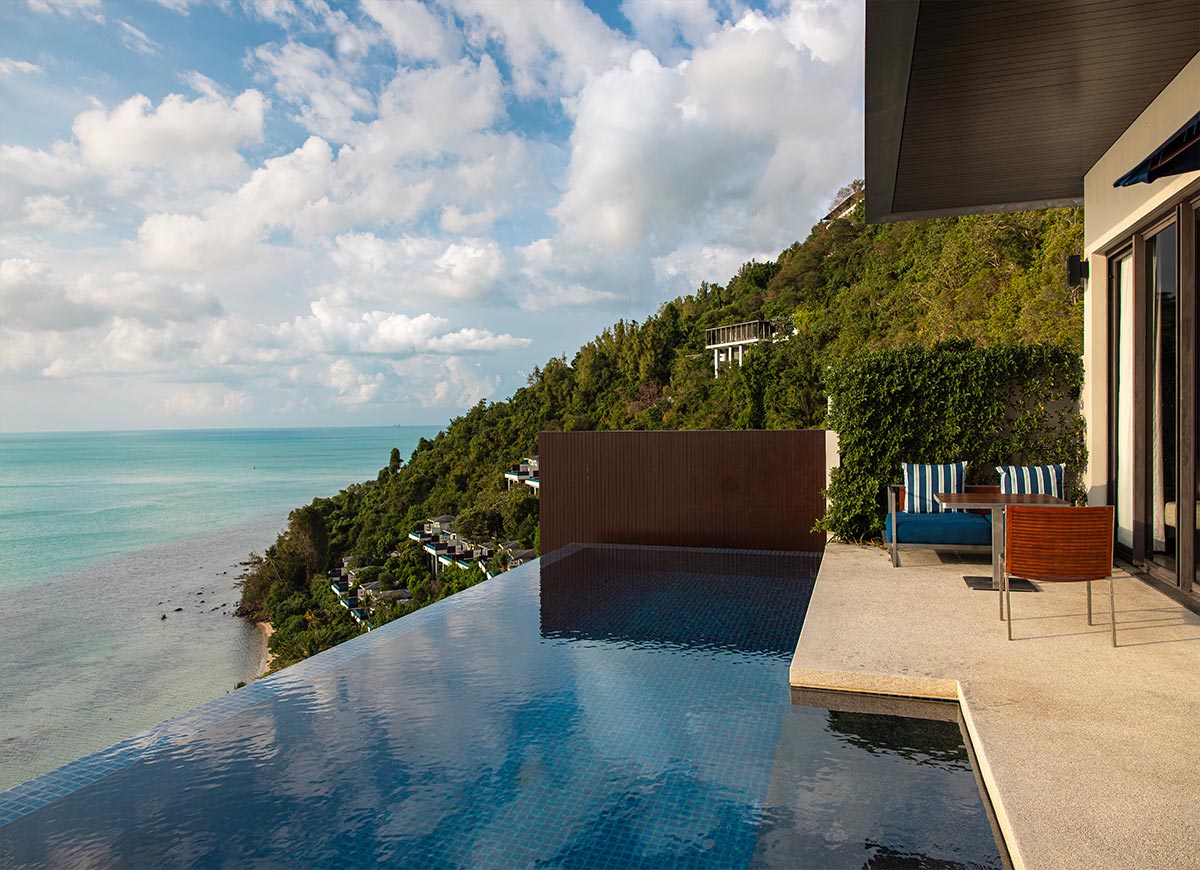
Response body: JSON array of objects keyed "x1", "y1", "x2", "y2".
[{"x1": 935, "y1": 492, "x2": 1069, "y2": 508}]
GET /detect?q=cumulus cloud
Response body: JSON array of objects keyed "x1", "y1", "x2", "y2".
[
  {"x1": 40, "y1": 317, "x2": 182, "y2": 378},
  {"x1": 427, "y1": 328, "x2": 531, "y2": 352},
  {"x1": 22, "y1": 194, "x2": 99, "y2": 232},
  {"x1": 331, "y1": 232, "x2": 505, "y2": 302},
  {"x1": 3, "y1": 0, "x2": 865, "y2": 427},
  {"x1": 252, "y1": 41, "x2": 374, "y2": 141},
  {"x1": 163, "y1": 385, "x2": 251, "y2": 416},
  {"x1": 652, "y1": 242, "x2": 776, "y2": 294},
  {"x1": 0, "y1": 257, "x2": 223, "y2": 332},
  {"x1": 553, "y1": 13, "x2": 862, "y2": 254},
  {"x1": 0, "y1": 258, "x2": 103, "y2": 330},
  {"x1": 449, "y1": 0, "x2": 635, "y2": 98},
  {"x1": 74, "y1": 271, "x2": 223, "y2": 323},
  {"x1": 73, "y1": 89, "x2": 266, "y2": 181},
  {"x1": 620, "y1": 0, "x2": 718, "y2": 60},
  {"x1": 362, "y1": 0, "x2": 458, "y2": 63},
  {"x1": 390, "y1": 354, "x2": 499, "y2": 408},
  {"x1": 322, "y1": 358, "x2": 383, "y2": 405},
  {"x1": 192, "y1": 298, "x2": 529, "y2": 369},
  {"x1": 137, "y1": 136, "x2": 338, "y2": 270}
]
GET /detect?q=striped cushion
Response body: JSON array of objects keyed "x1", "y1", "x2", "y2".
[
  {"x1": 995, "y1": 464, "x2": 1065, "y2": 499},
  {"x1": 902, "y1": 461, "x2": 967, "y2": 513}
]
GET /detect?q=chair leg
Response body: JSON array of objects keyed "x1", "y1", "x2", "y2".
[
  {"x1": 1086, "y1": 581, "x2": 1093, "y2": 626},
  {"x1": 1109, "y1": 576, "x2": 1117, "y2": 648},
  {"x1": 1006, "y1": 572, "x2": 1013, "y2": 641}
]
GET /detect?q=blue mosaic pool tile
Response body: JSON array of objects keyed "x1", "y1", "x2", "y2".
[{"x1": 0, "y1": 544, "x2": 1001, "y2": 869}]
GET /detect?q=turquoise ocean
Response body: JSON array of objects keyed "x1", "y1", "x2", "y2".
[{"x1": 0, "y1": 426, "x2": 439, "y2": 790}]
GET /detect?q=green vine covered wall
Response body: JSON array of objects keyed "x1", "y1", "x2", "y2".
[{"x1": 820, "y1": 340, "x2": 1086, "y2": 541}]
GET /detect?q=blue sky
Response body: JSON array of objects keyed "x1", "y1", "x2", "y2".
[{"x1": 0, "y1": 0, "x2": 863, "y2": 432}]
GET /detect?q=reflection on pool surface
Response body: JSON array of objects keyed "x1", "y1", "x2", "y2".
[{"x1": 0, "y1": 544, "x2": 1001, "y2": 868}]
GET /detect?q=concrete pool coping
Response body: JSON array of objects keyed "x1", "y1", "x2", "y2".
[{"x1": 791, "y1": 542, "x2": 1200, "y2": 870}]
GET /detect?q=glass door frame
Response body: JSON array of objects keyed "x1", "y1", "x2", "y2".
[{"x1": 1105, "y1": 190, "x2": 1198, "y2": 599}]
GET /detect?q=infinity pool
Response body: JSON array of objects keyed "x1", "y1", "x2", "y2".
[{"x1": 0, "y1": 545, "x2": 1002, "y2": 868}]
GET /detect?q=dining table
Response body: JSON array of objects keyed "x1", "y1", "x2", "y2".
[{"x1": 934, "y1": 491, "x2": 1070, "y2": 618}]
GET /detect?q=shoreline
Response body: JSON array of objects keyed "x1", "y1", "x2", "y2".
[{"x1": 255, "y1": 621, "x2": 275, "y2": 678}]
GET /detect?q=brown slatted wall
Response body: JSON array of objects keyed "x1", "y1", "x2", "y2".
[{"x1": 539, "y1": 430, "x2": 826, "y2": 555}]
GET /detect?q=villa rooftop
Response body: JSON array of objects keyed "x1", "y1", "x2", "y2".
[{"x1": 794, "y1": 543, "x2": 1200, "y2": 870}]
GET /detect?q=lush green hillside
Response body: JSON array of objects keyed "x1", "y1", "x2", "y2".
[{"x1": 237, "y1": 188, "x2": 1084, "y2": 671}]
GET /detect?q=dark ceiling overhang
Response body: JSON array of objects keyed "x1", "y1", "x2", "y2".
[{"x1": 866, "y1": 0, "x2": 1200, "y2": 224}]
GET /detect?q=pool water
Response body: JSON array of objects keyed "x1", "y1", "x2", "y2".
[{"x1": 0, "y1": 545, "x2": 1002, "y2": 868}]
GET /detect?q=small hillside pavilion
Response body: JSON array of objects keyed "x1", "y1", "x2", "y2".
[{"x1": 865, "y1": 0, "x2": 1200, "y2": 604}]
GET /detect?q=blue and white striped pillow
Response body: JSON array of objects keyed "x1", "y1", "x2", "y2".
[
  {"x1": 995, "y1": 464, "x2": 1065, "y2": 499},
  {"x1": 902, "y1": 461, "x2": 967, "y2": 513}
]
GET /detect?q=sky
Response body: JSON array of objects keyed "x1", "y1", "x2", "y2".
[{"x1": 0, "y1": 0, "x2": 863, "y2": 432}]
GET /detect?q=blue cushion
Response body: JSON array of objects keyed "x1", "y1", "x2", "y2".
[
  {"x1": 902, "y1": 461, "x2": 967, "y2": 513},
  {"x1": 995, "y1": 463, "x2": 1065, "y2": 499},
  {"x1": 885, "y1": 511, "x2": 991, "y2": 546}
]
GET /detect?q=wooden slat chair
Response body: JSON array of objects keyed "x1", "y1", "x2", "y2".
[{"x1": 1004, "y1": 505, "x2": 1117, "y2": 645}]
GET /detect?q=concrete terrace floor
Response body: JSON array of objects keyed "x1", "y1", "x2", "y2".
[{"x1": 791, "y1": 542, "x2": 1200, "y2": 870}]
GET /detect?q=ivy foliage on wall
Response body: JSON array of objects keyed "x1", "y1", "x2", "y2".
[{"x1": 819, "y1": 341, "x2": 1087, "y2": 541}]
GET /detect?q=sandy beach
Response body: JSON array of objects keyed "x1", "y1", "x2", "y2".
[{"x1": 255, "y1": 621, "x2": 275, "y2": 677}]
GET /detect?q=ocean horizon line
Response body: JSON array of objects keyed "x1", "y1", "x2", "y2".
[{"x1": 0, "y1": 423, "x2": 448, "y2": 438}]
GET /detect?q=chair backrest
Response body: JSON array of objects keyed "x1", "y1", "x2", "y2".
[
  {"x1": 895, "y1": 483, "x2": 999, "y2": 515},
  {"x1": 1005, "y1": 505, "x2": 1114, "y2": 582}
]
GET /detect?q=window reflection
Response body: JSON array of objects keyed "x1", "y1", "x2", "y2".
[{"x1": 1146, "y1": 225, "x2": 1177, "y2": 573}]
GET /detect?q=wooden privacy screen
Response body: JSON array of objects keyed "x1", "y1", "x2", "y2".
[{"x1": 538, "y1": 430, "x2": 826, "y2": 554}]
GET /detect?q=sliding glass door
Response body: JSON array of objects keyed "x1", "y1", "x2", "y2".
[
  {"x1": 1112, "y1": 253, "x2": 1135, "y2": 552},
  {"x1": 1146, "y1": 225, "x2": 1178, "y2": 573},
  {"x1": 1109, "y1": 200, "x2": 1197, "y2": 598}
]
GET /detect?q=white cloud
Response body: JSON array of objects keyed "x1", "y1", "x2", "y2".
[
  {"x1": 0, "y1": 59, "x2": 42, "y2": 77},
  {"x1": 21, "y1": 194, "x2": 99, "y2": 232},
  {"x1": 40, "y1": 317, "x2": 181, "y2": 378},
  {"x1": 322, "y1": 358, "x2": 383, "y2": 405},
  {"x1": 73, "y1": 89, "x2": 266, "y2": 181},
  {"x1": 426, "y1": 328, "x2": 531, "y2": 352},
  {"x1": 439, "y1": 204, "x2": 495, "y2": 233},
  {"x1": 776, "y1": 0, "x2": 863, "y2": 65},
  {"x1": 0, "y1": 258, "x2": 102, "y2": 330},
  {"x1": 449, "y1": 0, "x2": 635, "y2": 98},
  {"x1": 331, "y1": 231, "x2": 505, "y2": 302},
  {"x1": 432, "y1": 239, "x2": 505, "y2": 300},
  {"x1": 361, "y1": 0, "x2": 458, "y2": 63},
  {"x1": 193, "y1": 298, "x2": 529, "y2": 368},
  {"x1": 181, "y1": 71, "x2": 224, "y2": 99},
  {"x1": 26, "y1": 0, "x2": 103, "y2": 22},
  {"x1": 73, "y1": 271, "x2": 222, "y2": 323},
  {"x1": 1, "y1": 0, "x2": 865, "y2": 428},
  {"x1": 515, "y1": 237, "x2": 626, "y2": 310},
  {"x1": 117, "y1": 20, "x2": 161, "y2": 56},
  {"x1": 353, "y1": 55, "x2": 504, "y2": 160},
  {"x1": 652, "y1": 242, "x2": 775, "y2": 294},
  {"x1": 252, "y1": 41, "x2": 373, "y2": 141},
  {"x1": 0, "y1": 256, "x2": 223, "y2": 336},
  {"x1": 552, "y1": 10, "x2": 862, "y2": 257},
  {"x1": 390, "y1": 354, "x2": 499, "y2": 408},
  {"x1": 136, "y1": 136, "x2": 337, "y2": 270},
  {"x1": 620, "y1": 0, "x2": 718, "y2": 60},
  {"x1": 151, "y1": 0, "x2": 194, "y2": 13},
  {"x1": 162, "y1": 385, "x2": 251, "y2": 416},
  {"x1": 0, "y1": 142, "x2": 90, "y2": 194}
]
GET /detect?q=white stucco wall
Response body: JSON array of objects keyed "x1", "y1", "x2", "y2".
[{"x1": 1080, "y1": 49, "x2": 1200, "y2": 506}]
